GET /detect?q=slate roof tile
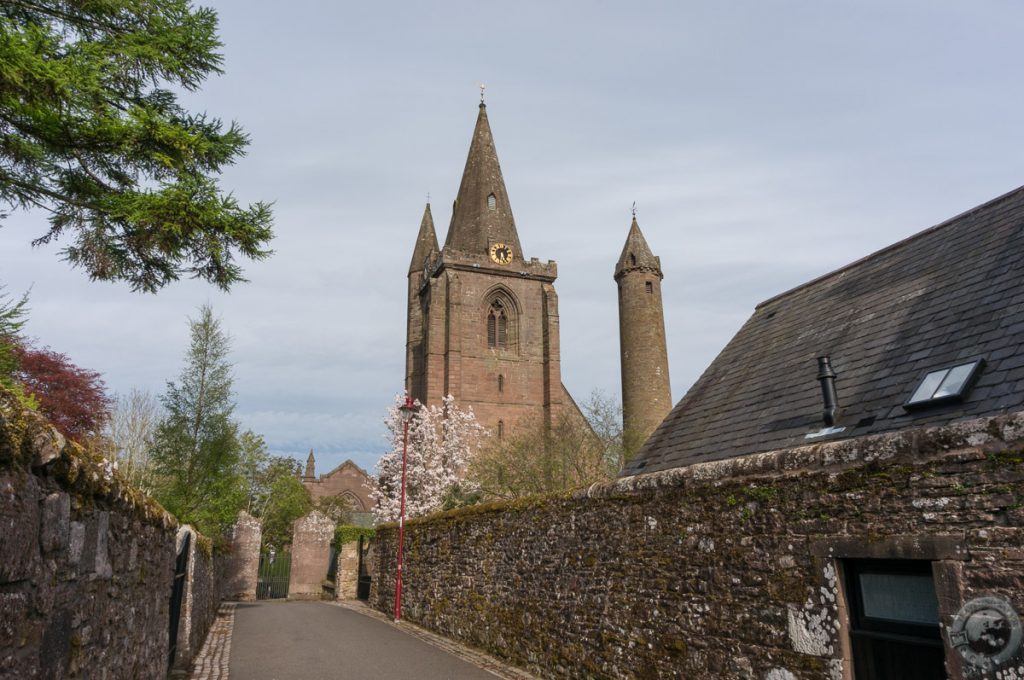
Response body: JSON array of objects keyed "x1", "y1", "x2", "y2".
[{"x1": 624, "y1": 185, "x2": 1024, "y2": 476}]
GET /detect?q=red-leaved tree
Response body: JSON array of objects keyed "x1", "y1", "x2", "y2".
[{"x1": 13, "y1": 344, "x2": 112, "y2": 441}]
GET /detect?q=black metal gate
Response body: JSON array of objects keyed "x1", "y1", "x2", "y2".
[
  {"x1": 357, "y1": 534, "x2": 371, "y2": 600},
  {"x1": 168, "y1": 532, "x2": 191, "y2": 668},
  {"x1": 327, "y1": 544, "x2": 338, "y2": 582},
  {"x1": 256, "y1": 550, "x2": 291, "y2": 600}
]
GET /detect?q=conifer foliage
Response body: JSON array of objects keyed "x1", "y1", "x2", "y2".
[
  {"x1": 0, "y1": 0, "x2": 274, "y2": 292},
  {"x1": 370, "y1": 395, "x2": 486, "y2": 522},
  {"x1": 0, "y1": 286, "x2": 30, "y2": 400},
  {"x1": 151, "y1": 305, "x2": 244, "y2": 534}
]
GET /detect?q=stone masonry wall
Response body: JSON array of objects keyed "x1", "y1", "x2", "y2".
[
  {"x1": 223, "y1": 510, "x2": 261, "y2": 600},
  {"x1": 0, "y1": 387, "x2": 245, "y2": 677},
  {"x1": 172, "y1": 526, "x2": 227, "y2": 672},
  {"x1": 370, "y1": 412, "x2": 1024, "y2": 679},
  {"x1": 289, "y1": 511, "x2": 335, "y2": 599},
  {"x1": 335, "y1": 541, "x2": 360, "y2": 601},
  {"x1": 0, "y1": 389, "x2": 177, "y2": 678}
]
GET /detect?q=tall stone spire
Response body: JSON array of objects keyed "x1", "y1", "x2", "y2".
[
  {"x1": 443, "y1": 103, "x2": 522, "y2": 259},
  {"x1": 615, "y1": 216, "x2": 672, "y2": 454},
  {"x1": 409, "y1": 202, "x2": 439, "y2": 273}
]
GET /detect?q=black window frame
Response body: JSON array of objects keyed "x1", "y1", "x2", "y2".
[
  {"x1": 844, "y1": 559, "x2": 943, "y2": 644},
  {"x1": 903, "y1": 359, "x2": 985, "y2": 411}
]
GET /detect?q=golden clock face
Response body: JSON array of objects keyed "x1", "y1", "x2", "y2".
[{"x1": 489, "y1": 242, "x2": 513, "y2": 265}]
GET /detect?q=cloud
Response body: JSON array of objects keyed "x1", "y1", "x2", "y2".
[{"x1": 2, "y1": 0, "x2": 1022, "y2": 478}]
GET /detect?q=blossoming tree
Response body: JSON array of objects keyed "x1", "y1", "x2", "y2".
[{"x1": 370, "y1": 394, "x2": 486, "y2": 522}]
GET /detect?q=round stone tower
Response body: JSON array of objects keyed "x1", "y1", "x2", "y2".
[{"x1": 615, "y1": 216, "x2": 672, "y2": 452}]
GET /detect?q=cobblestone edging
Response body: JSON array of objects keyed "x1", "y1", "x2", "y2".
[
  {"x1": 188, "y1": 603, "x2": 236, "y2": 679},
  {"x1": 330, "y1": 600, "x2": 539, "y2": 680}
]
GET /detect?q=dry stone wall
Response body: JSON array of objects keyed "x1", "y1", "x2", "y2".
[
  {"x1": 0, "y1": 389, "x2": 177, "y2": 678},
  {"x1": 370, "y1": 411, "x2": 1024, "y2": 679},
  {"x1": 0, "y1": 388, "x2": 248, "y2": 677},
  {"x1": 171, "y1": 526, "x2": 227, "y2": 672}
]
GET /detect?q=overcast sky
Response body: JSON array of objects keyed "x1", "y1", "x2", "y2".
[{"x1": 2, "y1": 1, "x2": 1023, "y2": 475}]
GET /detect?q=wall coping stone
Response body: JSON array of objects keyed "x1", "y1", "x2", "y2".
[{"x1": 372, "y1": 410, "x2": 1024, "y2": 531}]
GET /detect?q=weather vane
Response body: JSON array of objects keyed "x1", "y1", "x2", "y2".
[
  {"x1": 631, "y1": 201, "x2": 637, "y2": 218},
  {"x1": 479, "y1": 83, "x2": 486, "y2": 104},
  {"x1": 427, "y1": 191, "x2": 430, "y2": 204}
]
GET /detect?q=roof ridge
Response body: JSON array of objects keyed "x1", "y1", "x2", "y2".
[{"x1": 756, "y1": 183, "x2": 1024, "y2": 310}]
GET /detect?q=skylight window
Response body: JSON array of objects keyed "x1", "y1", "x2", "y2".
[{"x1": 904, "y1": 359, "x2": 984, "y2": 410}]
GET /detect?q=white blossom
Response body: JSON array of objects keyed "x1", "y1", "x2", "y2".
[{"x1": 369, "y1": 394, "x2": 487, "y2": 522}]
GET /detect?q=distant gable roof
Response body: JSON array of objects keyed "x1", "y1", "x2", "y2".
[
  {"x1": 321, "y1": 459, "x2": 370, "y2": 480},
  {"x1": 623, "y1": 185, "x2": 1024, "y2": 476}
]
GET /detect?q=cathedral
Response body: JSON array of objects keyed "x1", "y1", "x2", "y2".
[{"x1": 405, "y1": 100, "x2": 671, "y2": 445}]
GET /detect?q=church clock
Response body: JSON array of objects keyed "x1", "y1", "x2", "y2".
[{"x1": 489, "y1": 242, "x2": 513, "y2": 265}]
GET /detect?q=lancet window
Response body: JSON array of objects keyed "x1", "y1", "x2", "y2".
[{"x1": 487, "y1": 300, "x2": 509, "y2": 350}]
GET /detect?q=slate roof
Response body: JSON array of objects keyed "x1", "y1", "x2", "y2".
[{"x1": 623, "y1": 185, "x2": 1024, "y2": 476}]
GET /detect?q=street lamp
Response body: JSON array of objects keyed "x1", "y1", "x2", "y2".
[{"x1": 394, "y1": 395, "x2": 418, "y2": 622}]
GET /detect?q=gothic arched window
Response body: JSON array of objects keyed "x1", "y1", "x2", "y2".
[
  {"x1": 484, "y1": 288, "x2": 518, "y2": 353},
  {"x1": 487, "y1": 300, "x2": 508, "y2": 350}
]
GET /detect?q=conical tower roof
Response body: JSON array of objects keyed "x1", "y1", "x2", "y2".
[
  {"x1": 615, "y1": 216, "x2": 662, "y2": 280},
  {"x1": 304, "y1": 449, "x2": 316, "y2": 480},
  {"x1": 443, "y1": 103, "x2": 522, "y2": 258},
  {"x1": 409, "y1": 202, "x2": 440, "y2": 273}
]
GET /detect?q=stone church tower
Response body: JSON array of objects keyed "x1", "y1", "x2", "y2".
[
  {"x1": 615, "y1": 216, "x2": 672, "y2": 446},
  {"x1": 405, "y1": 102, "x2": 576, "y2": 437}
]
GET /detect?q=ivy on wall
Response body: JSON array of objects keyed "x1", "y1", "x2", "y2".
[{"x1": 334, "y1": 525, "x2": 375, "y2": 546}]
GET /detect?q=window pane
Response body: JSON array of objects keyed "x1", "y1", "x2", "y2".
[
  {"x1": 933, "y1": 362, "x2": 975, "y2": 398},
  {"x1": 859, "y1": 573, "x2": 939, "y2": 625},
  {"x1": 908, "y1": 369, "x2": 948, "y2": 404}
]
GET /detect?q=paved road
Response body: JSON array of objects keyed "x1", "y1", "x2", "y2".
[{"x1": 229, "y1": 601, "x2": 502, "y2": 680}]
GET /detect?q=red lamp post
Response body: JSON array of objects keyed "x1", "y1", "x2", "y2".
[{"x1": 394, "y1": 395, "x2": 418, "y2": 622}]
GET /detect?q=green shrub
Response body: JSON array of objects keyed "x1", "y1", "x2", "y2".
[{"x1": 334, "y1": 525, "x2": 376, "y2": 546}]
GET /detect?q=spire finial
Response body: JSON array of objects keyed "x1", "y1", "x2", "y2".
[
  {"x1": 426, "y1": 191, "x2": 430, "y2": 205},
  {"x1": 631, "y1": 201, "x2": 638, "y2": 218},
  {"x1": 479, "y1": 83, "x2": 486, "y2": 105}
]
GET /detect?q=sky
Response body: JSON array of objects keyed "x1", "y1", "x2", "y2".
[{"x1": 2, "y1": 1, "x2": 1023, "y2": 475}]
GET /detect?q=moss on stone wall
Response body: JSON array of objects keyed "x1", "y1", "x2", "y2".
[
  {"x1": 0, "y1": 384, "x2": 229, "y2": 677},
  {"x1": 370, "y1": 411, "x2": 1024, "y2": 680},
  {"x1": 0, "y1": 385, "x2": 173, "y2": 529}
]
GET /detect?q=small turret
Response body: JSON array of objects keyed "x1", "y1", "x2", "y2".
[
  {"x1": 409, "y1": 202, "x2": 439, "y2": 275},
  {"x1": 304, "y1": 449, "x2": 316, "y2": 481}
]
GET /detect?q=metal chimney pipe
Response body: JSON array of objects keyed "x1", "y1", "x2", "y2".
[{"x1": 817, "y1": 356, "x2": 839, "y2": 427}]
